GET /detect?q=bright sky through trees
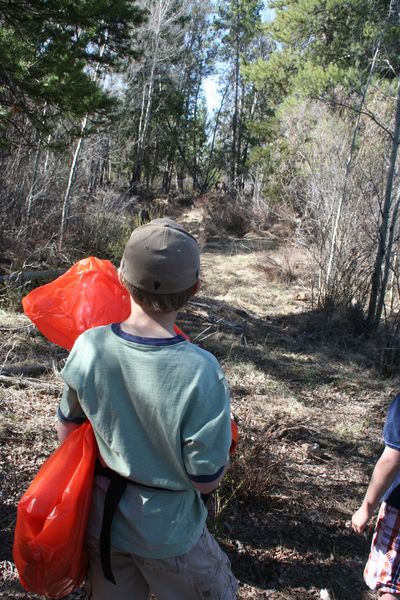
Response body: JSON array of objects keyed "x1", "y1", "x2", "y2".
[{"x1": 203, "y1": 75, "x2": 220, "y2": 112}]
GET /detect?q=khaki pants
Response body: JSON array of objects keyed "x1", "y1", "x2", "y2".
[{"x1": 85, "y1": 528, "x2": 238, "y2": 600}]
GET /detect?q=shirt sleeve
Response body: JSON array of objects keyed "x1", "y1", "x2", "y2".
[
  {"x1": 58, "y1": 383, "x2": 87, "y2": 423},
  {"x1": 58, "y1": 338, "x2": 87, "y2": 424},
  {"x1": 182, "y1": 367, "x2": 231, "y2": 483},
  {"x1": 383, "y1": 393, "x2": 400, "y2": 450}
]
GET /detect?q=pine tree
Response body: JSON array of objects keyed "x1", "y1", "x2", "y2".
[
  {"x1": 123, "y1": 0, "x2": 190, "y2": 193},
  {"x1": 248, "y1": 0, "x2": 400, "y2": 324},
  {"x1": 0, "y1": 0, "x2": 144, "y2": 147},
  {"x1": 214, "y1": 0, "x2": 264, "y2": 192},
  {"x1": 267, "y1": 0, "x2": 399, "y2": 96}
]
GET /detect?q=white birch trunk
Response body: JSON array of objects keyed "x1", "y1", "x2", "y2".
[
  {"x1": 59, "y1": 45, "x2": 105, "y2": 247},
  {"x1": 324, "y1": 44, "x2": 380, "y2": 295}
]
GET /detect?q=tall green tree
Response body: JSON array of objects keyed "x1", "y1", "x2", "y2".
[
  {"x1": 246, "y1": 0, "x2": 400, "y2": 135},
  {"x1": 162, "y1": 0, "x2": 213, "y2": 193},
  {"x1": 267, "y1": 0, "x2": 399, "y2": 94},
  {"x1": 123, "y1": 0, "x2": 189, "y2": 193},
  {"x1": 247, "y1": 0, "x2": 400, "y2": 323},
  {"x1": 214, "y1": 0, "x2": 264, "y2": 191},
  {"x1": 0, "y1": 0, "x2": 144, "y2": 147}
]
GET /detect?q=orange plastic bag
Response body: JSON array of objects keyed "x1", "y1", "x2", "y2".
[
  {"x1": 230, "y1": 418, "x2": 239, "y2": 454},
  {"x1": 22, "y1": 257, "x2": 131, "y2": 351},
  {"x1": 13, "y1": 422, "x2": 97, "y2": 599}
]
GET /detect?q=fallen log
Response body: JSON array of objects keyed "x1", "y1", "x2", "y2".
[
  {"x1": 0, "y1": 374, "x2": 62, "y2": 395},
  {"x1": 0, "y1": 364, "x2": 51, "y2": 377},
  {"x1": 0, "y1": 269, "x2": 64, "y2": 284},
  {"x1": 183, "y1": 311, "x2": 245, "y2": 333}
]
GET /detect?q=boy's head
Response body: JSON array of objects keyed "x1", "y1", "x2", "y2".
[{"x1": 120, "y1": 218, "x2": 200, "y2": 313}]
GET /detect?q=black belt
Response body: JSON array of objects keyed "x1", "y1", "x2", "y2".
[
  {"x1": 95, "y1": 460, "x2": 187, "y2": 584},
  {"x1": 95, "y1": 461, "x2": 130, "y2": 583}
]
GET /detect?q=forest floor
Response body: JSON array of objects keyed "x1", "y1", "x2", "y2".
[{"x1": 1, "y1": 206, "x2": 399, "y2": 599}]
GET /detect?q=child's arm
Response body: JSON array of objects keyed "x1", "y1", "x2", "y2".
[
  {"x1": 352, "y1": 446, "x2": 400, "y2": 534},
  {"x1": 57, "y1": 382, "x2": 87, "y2": 443},
  {"x1": 57, "y1": 420, "x2": 81, "y2": 443}
]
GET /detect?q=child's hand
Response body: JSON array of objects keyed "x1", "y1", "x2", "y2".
[{"x1": 351, "y1": 505, "x2": 372, "y2": 534}]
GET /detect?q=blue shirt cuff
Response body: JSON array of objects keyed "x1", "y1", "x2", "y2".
[
  {"x1": 188, "y1": 465, "x2": 225, "y2": 483},
  {"x1": 57, "y1": 406, "x2": 87, "y2": 424}
]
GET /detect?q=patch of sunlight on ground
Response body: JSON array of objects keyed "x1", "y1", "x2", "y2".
[
  {"x1": 201, "y1": 250, "x2": 303, "y2": 317},
  {"x1": 333, "y1": 418, "x2": 373, "y2": 442},
  {"x1": 0, "y1": 310, "x2": 28, "y2": 326},
  {"x1": 223, "y1": 360, "x2": 310, "y2": 418},
  {"x1": 223, "y1": 361, "x2": 283, "y2": 394}
]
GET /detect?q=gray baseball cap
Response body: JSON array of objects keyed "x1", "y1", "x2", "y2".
[{"x1": 120, "y1": 218, "x2": 200, "y2": 294}]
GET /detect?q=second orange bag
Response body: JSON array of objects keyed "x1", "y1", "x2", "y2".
[{"x1": 13, "y1": 422, "x2": 97, "y2": 599}]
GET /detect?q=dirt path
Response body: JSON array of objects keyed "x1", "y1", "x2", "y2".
[{"x1": 1, "y1": 234, "x2": 398, "y2": 599}]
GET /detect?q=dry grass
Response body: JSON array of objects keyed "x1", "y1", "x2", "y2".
[
  {"x1": 200, "y1": 246, "x2": 311, "y2": 319},
  {"x1": 186, "y1": 234, "x2": 395, "y2": 599},
  {"x1": 1, "y1": 218, "x2": 399, "y2": 599}
]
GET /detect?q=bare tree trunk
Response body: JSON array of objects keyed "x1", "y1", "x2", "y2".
[
  {"x1": 202, "y1": 85, "x2": 229, "y2": 192},
  {"x1": 324, "y1": 43, "x2": 380, "y2": 296},
  {"x1": 26, "y1": 104, "x2": 48, "y2": 225},
  {"x1": 137, "y1": 77, "x2": 148, "y2": 153},
  {"x1": 59, "y1": 45, "x2": 105, "y2": 247},
  {"x1": 384, "y1": 184, "x2": 400, "y2": 314},
  {"x1": 389, "y1": 249, "x2": 398, "y2": 312},
  {"x1": 130, "y1": 30, "x2": 160, "y2": 192},
  {"x1": 43, "y1": 133, "x2": 52, "y2": 173},
  {"x1": 230, "y1": 8, "x2": 240, "y2": 193},
  {"x1": 241, "y1": 89, "x2": 258, "y2": 176},
  {"x1": 192, "y1": 86, "x2": 199, "y2": 181},
  {"x1": 59, "y1": 118, "x2": 87, "y2": 246},
  {"x1": 368, "y1": 79, "x2": 400, "y2": 326},
  {"x1": 25, "y1": 143, "x2": 42, "y2": 226}
]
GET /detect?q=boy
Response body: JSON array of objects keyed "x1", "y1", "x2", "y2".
[
  {"x1": 352, "y1": 393, "x2": 400, "y2": 600},
  {"x1": 57, "y1": 218, "x2": 238, "y2": 600}
]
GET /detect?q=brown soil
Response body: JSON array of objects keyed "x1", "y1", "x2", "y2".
[{"x1": 0, "y1": 232, "x2": 397, "y2": 600}]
